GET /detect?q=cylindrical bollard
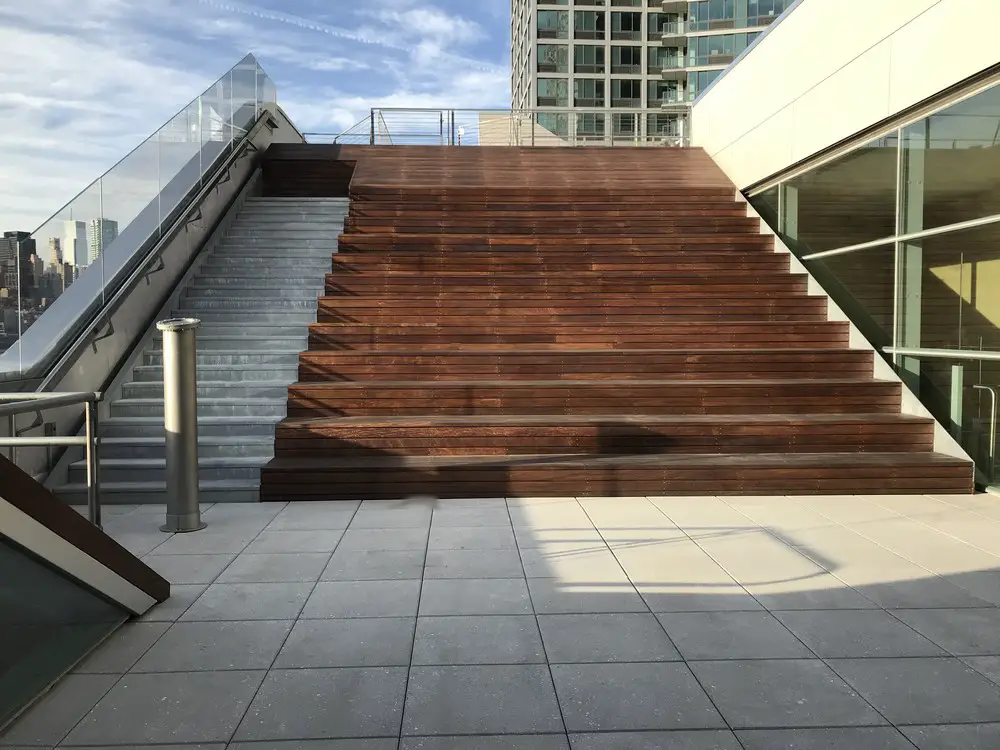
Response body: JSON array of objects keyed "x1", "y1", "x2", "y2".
[{"x1": 156, "y1": 317, "x2": 206, "y2": 533}]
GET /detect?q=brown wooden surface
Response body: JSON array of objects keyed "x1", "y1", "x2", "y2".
[
  {"x1": 0, "y1": 453, "x2": 169, "y2": 603},
  {"x1": 258, "y1": 145, "x2": 975, "y2": 498}
]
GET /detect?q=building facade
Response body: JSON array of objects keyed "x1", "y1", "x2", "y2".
[
  {"x1": 62, "y1": 220, "x2": 86, "y2": 268},
  {"x1": 691, "y1": 0, "x2": 1000, "y2": 488},
  {"x1": 86, "y1": 218, "x2": 119, "y2": 265},
  {"x1": 510, "y1": 0, "x2": 791, "y2": 143}
]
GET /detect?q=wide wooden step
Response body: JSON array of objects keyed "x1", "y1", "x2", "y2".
[
  {"x1": 345, "y1": 217, "x2": 762, "y2": 236},
  {"x1": 306, "y1": 321, "x2": 850, "y2": 350},
  {"x1": 274, "y1": 413, "x2": 934, "y2": 457},
  {"x1": 285, "y1": 379, "x2": 901, "y2": 417},
  {"x1": 337, "y1": 234, "x2": 774, "y2": 252},
  {"x1": 324, "y1": 275, "x2": 807, "y2": 294},
  {"x1": 260, "y1": 452, "x2": 974, "y2": 499},
  {"x1": 349, "y1": 204, "x2": 749, "y2": 219},
  {"x1": 296, "y1": 349, "x2": 873, "y2": 381}
]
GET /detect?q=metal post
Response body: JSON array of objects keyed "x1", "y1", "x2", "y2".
[
  {"x1": 370, "y1": 109, "x2": 376, "y2": 145},
  {"x1": 531, "y1": 112, "x2": 536, "y2": 148},
  {"x1": 973, "y1": 385, "x2": 998, "y2": 485},
  {"x1": 7, "y1": 414, "x2": 14, "y2": 462},
  {"x1": 950, "y1": 363, "x2": 964, "y2": 442},
  {"x1": 85, "y1": 401, "x2": 102, "y2": 529},
  {"x1": 440, "y1": 112, "x2": 444, "y2": 146},
  {"x1": 157, "y1": 317, "x2": 206, "y2": 533}
]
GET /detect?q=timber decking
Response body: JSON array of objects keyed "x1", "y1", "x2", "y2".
[{"x1": 259, "y1": 145, "x2": 974, "y2": 499}]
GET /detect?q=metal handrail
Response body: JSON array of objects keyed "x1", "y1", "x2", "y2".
[
  {"x1": 882, "y1": 347, "x2": 1000, "y2": 362},
  {"x1": 0, "y1": 392, "x2": 102, "y2": 528},
  {"x1": 973, "y1": 385, "x2": 998, "y2": 485}
]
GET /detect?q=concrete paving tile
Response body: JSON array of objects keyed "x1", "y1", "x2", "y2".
[
  {"x1": 411, "y1": 616, "x2": 545, "y2": 665},
  {"x1": 690, "y1": 659, "x2": 883, "y2": 729},
  {"x1": 424, "y1": 548, "x2": 524, "y2": 579},
  {"x1": 657, "y1": 611, "x2": 812, "y2": 660},
  {"x1": 520, "y1": 546, "x2": 628, "y2": 582},
  {"x1": 234, "y1": 668, "x2": 407, "y2": 741},
  {"x1": 402, "y1": 665, "x2": 563, "y2": 735},
  {"x1": 322, "y1": 549, "x2": 425, "y2": 580},
  {"x1": 229, "y1": 741, "x2": 394, "y2": 750},
  {"x1": 420, "y1": 578, "x2": 532, "y2": 616},
  {"x1": 830, "y1": 657, "x2": 1000, "y2": 724},
  {"x1": 892, "y1": 608, "x2": 1000, "y2": 656},
  {"x1": 428, "y1": 525, "x2": 517, "y2": 550},
  {"x1": 737, "y1": 727, "x2": 913, "y2": 749},
  {"x1": 537, "y1": 613, "x2": 680, "y2": 663},
  {"x1": 148, "y1": 531, "x2": 256, "y2": 556},
  {"x1": 774, "y1": 609, "x2": 945, "y2": 658},
  {"x1": 265, "y1": 504, "x2": 358, "y2": 531},
  {"x1": 142, "y1": 554, "x2": 235, "y2": 585},
  {"x1": 181, "y1": 582, "x2": 312, "y2": 621},
  {"x1": 217, "y1": 553, "x2": 330, "y2": 583},
  {"x1": 430, "y1": 507, "x2": 513, "y2": 528},
  {"x1": 0, "y1": 675, "x2": 119, "y2": 747},
  {"x1": 551, "y1": 662, "x2": 724, "y2": 732},
  {"x1": 513, "y1": 526, "x2": 604, "y2": 547},
  {"x1": 569, "y1": 731, "x2": 741, "y2": 750},
  {"x1": 963, "y1": 655, "x2": 1000, "y2": 685},
  {"x1": 402, "y1": 737, "x2": 569, "y2": 750},
  {"x1": 131, "y1": 620, "x2": 293, "y2": 672},
  {"x1": 242, "y1": 530, "x2": 344, "y2": 554},
  {"x1": 338, "y1": 528, "x2": 428, "y2": 551},
  {"x1": 62, "y1": 671, "x2": 265, "y2": 745},
  {"x1": 302, "y1": 580, "x2": 421, "y2": 618},
  {"x1": 72, "y1": 622, "x2": 170, "y2": 674},
  {"x1": 526, "y1": 578, "x2": 648, "y2": 614},
  {"x1": 638, "y1": 584, "x2": 762, "y2": 613},
  {"x1": 350, "y1": 508, "x2": 433, "y2": 529},
  {"x1": 743, "y1": 575, "x2": 878, "y2": 611},
  {"x1": 138, "y1": 584, "x2": 207, "y2": 622},
  {"x1": 901, "y1": 723, "x2": 1000, "y2": 750},
  {"x1": 275, "y1": 618, "x2": 415, "y2": 668}
]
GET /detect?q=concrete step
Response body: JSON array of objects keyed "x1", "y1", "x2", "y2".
[
  {"x1": 146, "y1": 335, "x2": 307, "y2": 351},
  {"x1": 183, "y1": 287, "x2": 321, "y2": 299},
  {"x1": 226, "y1": 229, "x2": 341, "y2": 238},
  {"x1": 191, "y1": 278, "x2": 326, "y2": 289},
  {"x1": 111, "y1": 399, "x2": 287, "y2": 418},
  {"x1": 171, "y1": 311, "x2": 317, "y2": 324},
  {"x1": 179, "y1": 298, "x2": 318, "y2": 311},
  {"x1": 99, "y1": 435, "x2": 275, "y2": 459},
  {"x1": 212, "y1": 238, "x2": 339, "y2": 249},
  {"x1": 122, "y1": 382, "x2": 291, "y2": 400},
  {"x1": 161, "y1": 323, "x2": 308, "y2": 337},
  {"x1": 101, "y1": 416, "x2": 284, "y2": 438},
  {"x1": 231, "y1": 219, "x2": 347, "y2": 228},
  {"x1": 133, "y1": 363, "x2": 299, "y2": 382},
  {"x1": 202, "y1": 258, "x2": 333, "y2": 270},
  {"x1": 54, "y1": 479, "x2": 261, "y2": 504},
  {"x1": 142, "y1": 351, "x2": 302, "y2": 367},
  {"x1": 69, "y1": 457, "x2": 265, "y2": 484}
]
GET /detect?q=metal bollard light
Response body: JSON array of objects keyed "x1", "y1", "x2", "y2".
[{"x1": 156, "y1": 318, "x2": 206, "y2": 533}]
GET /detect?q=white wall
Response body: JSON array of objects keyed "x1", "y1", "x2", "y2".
[{"x1": 692, "y1": 0, "x2": 1000, "y2": 189}]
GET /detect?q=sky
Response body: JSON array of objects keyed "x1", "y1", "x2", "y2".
[{"x1": 0, "y1": 0, "x2": 511, "y2": 233}]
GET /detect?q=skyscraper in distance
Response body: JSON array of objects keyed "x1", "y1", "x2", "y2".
[
  {"x1": 86, "y1": 218, "x2": 119, "y2": 265},
  {"x1": 62, "y1": 220, "x2": 86, "y2": 268}
]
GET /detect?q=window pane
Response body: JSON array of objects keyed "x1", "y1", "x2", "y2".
[
  {"x1": 781, "y1": 133, "x2": 899, "y2": 255},
  {"x1": 901, "y1": 83, "x2": 1000, "y2": 233}
]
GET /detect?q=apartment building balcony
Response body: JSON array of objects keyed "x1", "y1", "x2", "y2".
[
  {"x1": 611, "y1": 97, "x2": 641, "y2": 108},
  {"x1": 661, "y1": 63, "x2": 688, "y2": 81},
  {"x1": 661, "y1": 0, "x2": 687, "y2": 10},
  {"x1": 661, "y1": 21, "x2": 686, "y2": 43},
  {"x1": 611, "y1": 64, "x2": 642, "y2": 74}
]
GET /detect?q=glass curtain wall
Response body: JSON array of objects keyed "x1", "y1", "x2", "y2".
[{"x1": 748, "y1": 80, "x2": 1000, "y2": 485}]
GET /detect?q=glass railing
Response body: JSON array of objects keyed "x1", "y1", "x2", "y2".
[{"x1": 0, "y1": 54, "x2": 276, "y2": 383}]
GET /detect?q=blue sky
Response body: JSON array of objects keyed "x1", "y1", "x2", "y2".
[{"x1": 0, "y1": 0, "x2": 511, "y2": 230}]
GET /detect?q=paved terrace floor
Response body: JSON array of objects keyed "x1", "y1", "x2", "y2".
[{"x1": 6, "y1": 494, "x2": 1000, "y2": 749}]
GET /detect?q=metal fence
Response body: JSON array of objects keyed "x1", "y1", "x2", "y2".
[{"x1": 305, "y1": 109, "x2": 690, "y2": 148}]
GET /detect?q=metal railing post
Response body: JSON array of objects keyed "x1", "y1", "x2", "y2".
[
  {"x1": 85, "y1": 401, "x2": 101, "y2": 529},
  {"x1": 973, "y1": 385, "x2": 998, "y2": 485},
  {"x1": 370, "y1": 109, "x2": 376, "y2": 145},
  {"x1": 156, "y1": 317, "x2": 206, "y2": 533}
]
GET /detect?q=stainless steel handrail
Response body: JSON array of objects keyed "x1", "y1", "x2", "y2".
[
  {"x1": 973, "y1": 385, "x2": 999, "y2": 485},
  {"x1": 882, "y1": 347, "x2": 1000, "y2": 362},
  {"x1": 0, "y1": 392, "x2": 102, "y2": 528}
]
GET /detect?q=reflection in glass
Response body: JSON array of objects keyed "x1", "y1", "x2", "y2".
[
  {"x1": 0, "y1": 54, "x2": 272, "y2": 376},
  {"x1": 0, "y1": 536, "x2": 127, "y2": 727},
  {"x1": 780, "y1": 132, "x2": 898, "y2": 255},
  {"x1": 901, "y1": 84, "x2": 1000, "y2": 233},
  {"x1": 805, "y1": 246, "x2": 896, "y2": 350}
]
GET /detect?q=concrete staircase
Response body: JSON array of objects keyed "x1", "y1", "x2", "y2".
[{"x1": 54, "y1": 197, "x2": 348, "y2": 503}]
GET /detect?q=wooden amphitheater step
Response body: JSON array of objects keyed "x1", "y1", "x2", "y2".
[
  {"x1": 306, "y1": 321, "x2": 851, "y2": 350},
  {"x1": 273, "y1": 413, "x2": 935, "y2": 457},
  {"x1": 295, "y1": 349, "x2": 874, "y2": 381},
  {"x1": 260, "y1": 452, "x2": 974, "y2": 500},
  {"x1": 285, "y1": 379, "x2": 902, "y2": 417},
  {"x1": 257, "y1": 143, "x2": 976, "y2": 498}
]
